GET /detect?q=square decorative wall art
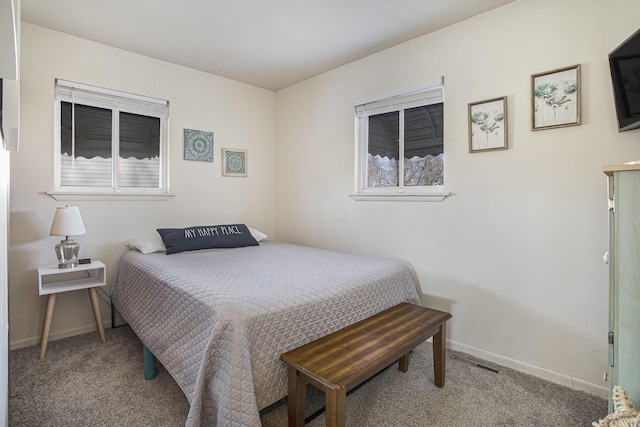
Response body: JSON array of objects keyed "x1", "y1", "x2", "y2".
[
  {"x1": 184, "y1": 129, "x2": 214, "y2": 162},
  {"x1": 468, "y1": 96, "x2": 508, "y2": 153},
  {"x1": 222, "y1": 148, "x2": 247, "y2": 177},
  {"x1": 531, "y1": 64, "x2": 581, "y2": 130}
]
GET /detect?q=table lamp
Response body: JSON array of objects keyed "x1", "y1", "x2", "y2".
[{"x1": 49, "y1": 206, "x2": 86, "y2": 269}]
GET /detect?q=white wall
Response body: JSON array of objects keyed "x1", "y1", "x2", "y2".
[
  {"x1": 9, "y1": 23, "x2": 277, "y2": 347},
  {"x1": 1, "y1": 0, "x2": 19, "y2": 423},
  {"x1": 0, "y1": 148, "x2": 9, "y2": 426},
  {"x1": 275, "y1": 0, "x2": 640, "y2": 395}
]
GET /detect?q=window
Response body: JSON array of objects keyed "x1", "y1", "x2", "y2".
[
  {"x1": 51, "y1": 80, "x2": 170, "y2": 199},
  {"x1": 353, "y1": 79, "x2": 448, "y2": 201}
]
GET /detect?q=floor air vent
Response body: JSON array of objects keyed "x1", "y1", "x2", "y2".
[{"x1": 450, "y1": 354, "x2": 500, "y2": 374}]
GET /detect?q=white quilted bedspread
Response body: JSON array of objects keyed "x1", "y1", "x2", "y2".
[{"x1": 112, "y1": 241, "x2": 419, "y2": 426}]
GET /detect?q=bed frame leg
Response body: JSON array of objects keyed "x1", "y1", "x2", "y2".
[{"x1": 143, "y1": 345, "x2": 157, "y2": 380}]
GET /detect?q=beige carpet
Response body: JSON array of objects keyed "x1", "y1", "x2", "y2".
[{"x1": 9, "y1": 326, "x2": 608, "y2": 426}]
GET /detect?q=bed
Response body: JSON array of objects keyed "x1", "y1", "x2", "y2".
[{"x1": 112, "y1": 238, "x2": 420, "y2": 427}]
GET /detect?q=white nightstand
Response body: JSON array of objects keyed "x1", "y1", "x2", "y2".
[{"x1": 37, "y1": 260, "x2": 107, "y2": 359}]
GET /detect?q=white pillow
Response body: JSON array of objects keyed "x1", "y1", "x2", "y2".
[
  {"x1": 248, "y1": 227, "x2": 268, "y2": 242},
  {"x1": 126, "y1": 235, "x2": 167, "y2": 254}
]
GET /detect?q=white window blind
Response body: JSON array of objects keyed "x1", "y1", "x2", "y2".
[
  {"x1": 355, "y1": 87, "x2": 443, "y2": 117},
  {"x1": 55, "y1": 80, "x2": 168, "y2": 118}
]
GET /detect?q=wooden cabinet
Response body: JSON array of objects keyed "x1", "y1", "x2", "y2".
[{"x1": 604, "y1": 164, "x2": 640, "y2": 411}]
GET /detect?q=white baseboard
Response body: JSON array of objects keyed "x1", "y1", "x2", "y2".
[
  {"x1": 9, "y1": 320, "x2": 111, "y2": 351},
  {"x1": 447, "y1": 339, "x2": 608, "y2": 399},
  {"x1": 9, "y1": 323, "x2": 609, "y2": 400}
]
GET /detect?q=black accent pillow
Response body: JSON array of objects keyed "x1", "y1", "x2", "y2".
[{"x1": 157, "y1": 224, "x2": 259, "y2": 255}]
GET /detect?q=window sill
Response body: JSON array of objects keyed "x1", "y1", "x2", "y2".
[
  {"x1": 46, "y1": 190, "x2": 175, "y2": 202},
  {"x1": 349, "y1": 192, "x2": 450, "y2": 202}
]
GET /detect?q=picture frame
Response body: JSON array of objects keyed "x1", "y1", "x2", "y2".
[
  {"x1": 222, "y1": 148, "x2": 248, "y2": 177},
  {"x1": 184, "y1": 129, "x2": 214, "y2": 162},
  {"x1": 531, "y1": 64, "x2": 581, "y2": 130},
  {"x1": 468, "y1": 96, "x2": 508, "y2": 153}
]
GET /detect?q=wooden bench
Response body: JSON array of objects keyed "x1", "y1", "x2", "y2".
[{"x1": 280, "y1": 302, "x2": 452, "y2": 427}]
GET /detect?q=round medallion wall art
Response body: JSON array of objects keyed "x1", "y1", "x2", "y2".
[
  {"x1": 222, "y1": 148, "x2": 248, "y2": 177},
  {"x1": 184, "y1": 129, "x2": 214, "y2": 162},
  {"x1": 226, "y1": 152, "x2": 244, "y2": 173}
]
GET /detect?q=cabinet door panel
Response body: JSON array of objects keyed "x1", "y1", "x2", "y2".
[{"x1": 612, "y1": 171, "x2": 640, "y2": 409}]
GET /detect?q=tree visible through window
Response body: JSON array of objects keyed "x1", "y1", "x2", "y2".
[{"x1": 367, "y1": 104, "x2": 443, "y2": 187}]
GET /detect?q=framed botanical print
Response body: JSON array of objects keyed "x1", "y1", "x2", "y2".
[
  {"x1": 531, "y1": 64, "x2": 581, "y2": 130},
  {"x1": 468, "y1": 96, "x2": 508, "y2": 153}
]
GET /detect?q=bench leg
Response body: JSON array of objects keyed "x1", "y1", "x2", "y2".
[
  {"x1": 325, "y1": 386, "x2": 347, "y2": 427},
  {"x1": 398, "y1": 353, "x2": 409, "y2": 372},
  {"x1": 287, "y1": 366, "x2": 306, "y2": 427},
  {"x1": 433, "y1": 322, "x2": 447, "y2": 387}
]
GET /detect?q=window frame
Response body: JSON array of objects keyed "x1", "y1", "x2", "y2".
[
  {"x1": 48, "y1": 80, "x2": 172, "y2": 201},
  {"x1": 352, "y1": 78, "x2": 449, "y2": 202}
]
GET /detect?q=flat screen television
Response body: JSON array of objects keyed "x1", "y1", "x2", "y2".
[{"x1": 610, "y1": 28, "x2": 640, "y2": 132}]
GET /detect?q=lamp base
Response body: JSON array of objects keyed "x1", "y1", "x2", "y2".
[{"x1": 55, "y1": 238, "x2": 80, "y2": 269}]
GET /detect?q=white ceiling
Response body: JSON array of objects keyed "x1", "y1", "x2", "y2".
[{"x1": 21, "y1": 0, "x2": 515, "y2": 91}]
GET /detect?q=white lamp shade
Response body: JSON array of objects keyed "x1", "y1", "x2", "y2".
[{"x1": 49, "y1": 206, "x2": 86, "y2": 237}]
